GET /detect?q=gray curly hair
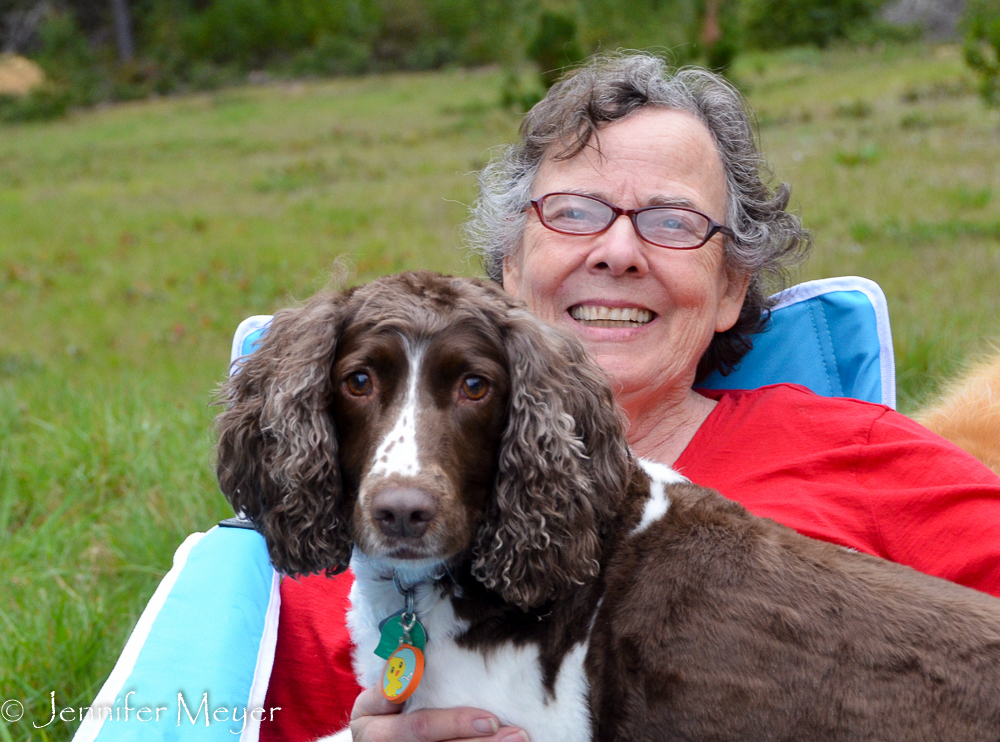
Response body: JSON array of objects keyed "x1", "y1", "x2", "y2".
[{"x1": 466, "y1": 52, "x2": 810, "y2": 380}]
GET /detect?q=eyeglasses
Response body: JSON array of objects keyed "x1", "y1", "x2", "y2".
[{"x1": 527, "y1": 192, "x2": 735, "y2": 250}]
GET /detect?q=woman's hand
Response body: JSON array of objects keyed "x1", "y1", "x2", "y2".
[{"x1": 349, "y1": 686, "x2": 529, "y2": 742}]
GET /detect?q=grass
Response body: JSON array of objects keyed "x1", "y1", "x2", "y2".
[
  {"x1": 1, "y1": 42, "x2": 998, "y2": 741},
  {"x1": 736, "y1": 43, "x2": 1000, "y2": 406}
]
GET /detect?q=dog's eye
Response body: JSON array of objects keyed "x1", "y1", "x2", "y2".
[
  {"x1": 461, "y1": 376, "x2": 489, "y2": 400},
  {"x1": 345, "y1": 372, "x2": 373, "y2": 396}
]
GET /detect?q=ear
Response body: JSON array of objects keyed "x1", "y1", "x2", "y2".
[
  {"x1": 471, "y1": 308, "x2": 634, "y2": 610},
  {"x1": 215, "y1": 292, "x2": 353, "y2": 576},
  {"x1": 501, "y1": 250, "x2": 523, "y2": 298},
  {"x1": 715, "y1": 266, "x2": 751, "y2": 333}
]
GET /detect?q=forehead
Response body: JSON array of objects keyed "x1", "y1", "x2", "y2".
[
  {"x1": 336, "y1": 278, "x2": 508, "y2": 361},
  {"x1": 532, "y1": 108, "x2": 727, "y2": 217}
]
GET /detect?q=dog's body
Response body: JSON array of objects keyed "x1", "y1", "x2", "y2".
[
  {"x1": 216, "y1": 272, "x2": 1000, "y2": 742},
  {"x1": 916, "y1": 351, "x2": 1000, "y2": 477}
]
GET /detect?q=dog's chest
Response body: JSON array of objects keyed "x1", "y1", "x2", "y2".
[{"x1": 347, "y1": 578, "x2": 594, "y2": 741}]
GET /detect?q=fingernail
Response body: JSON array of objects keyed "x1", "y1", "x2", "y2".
[
  {"x1": 472, "y1": 718, "x2": 499, "y2": 734},
  {"x1": 500, "y1": 732, "x2": 528, "y2": 742}
]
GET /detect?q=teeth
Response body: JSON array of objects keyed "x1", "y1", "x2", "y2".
[{"x1": 570, "y1": 305, "x2": 653, "y2": 326}]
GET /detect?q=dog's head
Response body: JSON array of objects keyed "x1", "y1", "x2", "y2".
[{"x1": 215, "y1": 271, "x2": 633, "y2": 610}]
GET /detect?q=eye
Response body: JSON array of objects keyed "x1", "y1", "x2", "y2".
[
  {"x1": 558, "y1": 207, "x2": 592, "y2": 222},
  {"x1": 541, "y1": 194, "x2": 609, "y2": 232},
  {"x1": 648, "y1": 209, "x2": 699, "y2": 235},
  {"x1": 460, "y1": 376, "x2": 489, "y2": 401},
  {"x1": 345, "y1": 371, "x2": 373, "y2": 396}
]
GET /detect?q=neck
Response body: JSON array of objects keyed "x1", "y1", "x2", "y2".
[
  {"x1": 620, "y1": 387, "x2": 716, "y2": 466},
  {"x1": 351, "y1": 548, "x2": 450, "y2": 588}
]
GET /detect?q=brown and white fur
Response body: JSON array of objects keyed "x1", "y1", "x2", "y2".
[
  {"x1": 916, "y1": 349, "x2": 1000, "y2": 477},
  {"x1": 215, "y1": 271, "x2": 1000, "y2": 742}
]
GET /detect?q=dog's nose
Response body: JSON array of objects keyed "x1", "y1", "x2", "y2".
[{"x1": 371, "y1": 488, "x2": 437, "y2": 539}]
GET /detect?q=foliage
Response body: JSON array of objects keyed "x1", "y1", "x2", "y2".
[
  {"x1": 0, "y1": 87, "x2": 71, "y2": 122},
  {"x1": 175, "y1": 0, "x2": 375, "y2": 69},
  {"x1": 742, "y1": 0, "x2": 885, "y2": 48},
  {"x1": 964, "y1": 0, "x2": 1000, "y2": 106},
  {"x1": 0, "y1": 0, "x2": 938, "y2": 118},
  {"x1": 32, "y1": 10, "x2": 106, "y2": 105},
  {"x1": 527, "y1": 11, "x2": 584, "y2": 88},
  {"x1": 138, "y1": 0, "x2": 519, "y2": 74},
  {"x1": 499, "y1": 67, "x2": 544, "y2": 113},
  {"x1": 1, "y1": 0, "x2": 529, "y2": 112},
  {"x1": 576, "y1": 0, "x2": 700, "y2": 58}
]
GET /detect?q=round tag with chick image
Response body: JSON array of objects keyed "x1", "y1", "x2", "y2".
[{"x1": 381, "y1": 643, "x2": 424, "y2": 703}]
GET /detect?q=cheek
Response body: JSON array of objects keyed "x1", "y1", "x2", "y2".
[
  {"x1": 505, "y1": 242, "x2": 571, "y2": 320},
  {"x1": 438, "y1": 401, "x2": 506, "y2": 518},
  {"x1": 448, "y1": 402, "x2": 505, "y2": 494},
  {"x1": 331, "y1": 399, "x2": 381, "y2": 490},
  {"x1": 663, "y1": 250, "x2": 730, "y2": 310}
]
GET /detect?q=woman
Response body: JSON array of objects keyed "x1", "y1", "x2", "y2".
[{"x1": 261, "y1": 53, "x2": 1000, "y2": 742}]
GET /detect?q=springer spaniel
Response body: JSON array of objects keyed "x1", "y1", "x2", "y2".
[{"x1": 216, "y1": 271, "x2": 1000, "y2": 741}]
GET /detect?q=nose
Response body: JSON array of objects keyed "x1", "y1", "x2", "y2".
[
  {"x1": 371, "y1": 487, "x2": 438, "y2": 539},
  {"x1": 586, "y1": 214, "x2": 650, "y2": 277}
]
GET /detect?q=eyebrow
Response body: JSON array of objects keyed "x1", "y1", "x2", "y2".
[
  {"x1": 645, "y1": 195, "x2": 698, "y2": 209},
  {"x1": 559, "y1": 190, "x2": 700, "y2": 209}
]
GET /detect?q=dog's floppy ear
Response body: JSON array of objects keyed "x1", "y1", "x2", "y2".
[
  {"x1": 215, "y1": 292, "x2": 352, "y2": 576},
  {"x1": 471, "y1": 308, "x2": 633, "y2": 610}
]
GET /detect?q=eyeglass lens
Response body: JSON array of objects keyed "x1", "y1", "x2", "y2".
[{"x1": 538, "y1": 193, "x2": 713, "y2": 248}]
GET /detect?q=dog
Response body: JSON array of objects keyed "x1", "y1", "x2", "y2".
[
  {"x1": 916, "y1": 349, "x2": 1000, "y2": 477},
  {"x1": 215, "y1": 271, "x2": 1000, "y2": 741}
]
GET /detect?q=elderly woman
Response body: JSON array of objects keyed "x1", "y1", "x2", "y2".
[{"x1": 260, "y1": 53, "x2": 1000, "y2": 742}]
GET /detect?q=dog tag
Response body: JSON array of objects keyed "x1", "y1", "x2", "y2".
[
  {"x1": 382, "y1": 643, "x2": 424, "y2": 704},
  {"x1": 375, "y1": 610, "x2": 427, "y2": 659}
]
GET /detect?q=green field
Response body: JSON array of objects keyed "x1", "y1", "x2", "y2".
[{"x1": 2, "y1": 42, "x2": 999, "y2": 741}]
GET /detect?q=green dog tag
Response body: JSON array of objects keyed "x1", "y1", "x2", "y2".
[{"x1": 374, "y1": 610, "x2": 427, "y2": 659}]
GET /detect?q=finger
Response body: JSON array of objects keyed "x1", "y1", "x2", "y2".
[
  {"x1": 438, "y1": 726, "x2": 529, "y2": 742},
  {"x1": 354, "y1": 715, "x2": 525, "y2": 742},
  {"x1": 351, "y1": 694, "x2": 525, "y2": 742},
  {"x1": 350, "y1": 686, "x2": 403, "y2": 721}
]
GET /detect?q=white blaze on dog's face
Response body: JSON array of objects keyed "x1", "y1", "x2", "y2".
[
  {"x1": 331, "y1": 321, "x2": 509, "y2": 572},
  {"x1": 368, "y1": 340, "x2": 425, "y2": 481}
]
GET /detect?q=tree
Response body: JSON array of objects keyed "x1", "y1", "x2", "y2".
[{"x1": 109, "y1": 0, "x2": 133, "y2": 62}]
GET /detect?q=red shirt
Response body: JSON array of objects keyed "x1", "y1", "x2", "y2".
[{"x1": 261, "y1": 384, "x2": 1000, "y2": 741}]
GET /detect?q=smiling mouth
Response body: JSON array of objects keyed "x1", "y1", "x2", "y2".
[{"x1": 570, "y1": 304, "x2": 654, "y2": 328}]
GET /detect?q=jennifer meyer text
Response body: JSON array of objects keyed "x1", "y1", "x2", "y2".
[{"x1": 9, "y1": 691, "x2": 281, "y2": 734}]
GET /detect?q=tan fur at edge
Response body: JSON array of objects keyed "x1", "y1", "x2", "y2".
[{"x1": 914, "y1": 348, "x2": 1000, "y2": 477}]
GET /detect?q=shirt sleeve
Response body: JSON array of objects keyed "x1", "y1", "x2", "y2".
[
  {"x1": 858, "y1": 409, "x2": 1000, "y2": 597},
  {"x1": 260, "y1": 572, "x2": 362, "y2": 742}
]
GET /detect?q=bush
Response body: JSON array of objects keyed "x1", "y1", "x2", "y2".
[
  {"x1": 288, "y1": 33, "x2": 372, "y2": 77},
  {"x1": 0, "y1": 86, "x2": 72, "y2": 122},
  {"x1": 964, "y1": 0, "x2": 1000, "y2": 106},
  {"x1": 33, "y1": 10, "x2": 106, "y2": 105},
  {"x1": 369, "y1": 0, "x2": 511, "y2": 70},
  {"x1": 742, "y1": 0, "x2": 884, "y2": 48},
  {"x1": 13, "y1": 0, "x2": 935, "y2": 118},
  {"x1": 578, "y1": 0, "x2": 701, "y2": 57},
  {"x1": 527, "y1": 11, "x2": 584, "y2": 88}
]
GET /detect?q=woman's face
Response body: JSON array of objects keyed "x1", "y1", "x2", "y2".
[{"x1": 503, "y1": 108, "x2": 749, "y2": 408}]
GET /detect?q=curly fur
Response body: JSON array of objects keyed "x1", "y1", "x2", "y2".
[
  {"x1": 215, "y1": 292, "x2": 354, "y2": 576},
  {"x1": 472, "y1": 306, "x2": 633, "y2": 608},
  {"x1": 215, "y1": 271, "x2": 631, "y2": 609}
]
